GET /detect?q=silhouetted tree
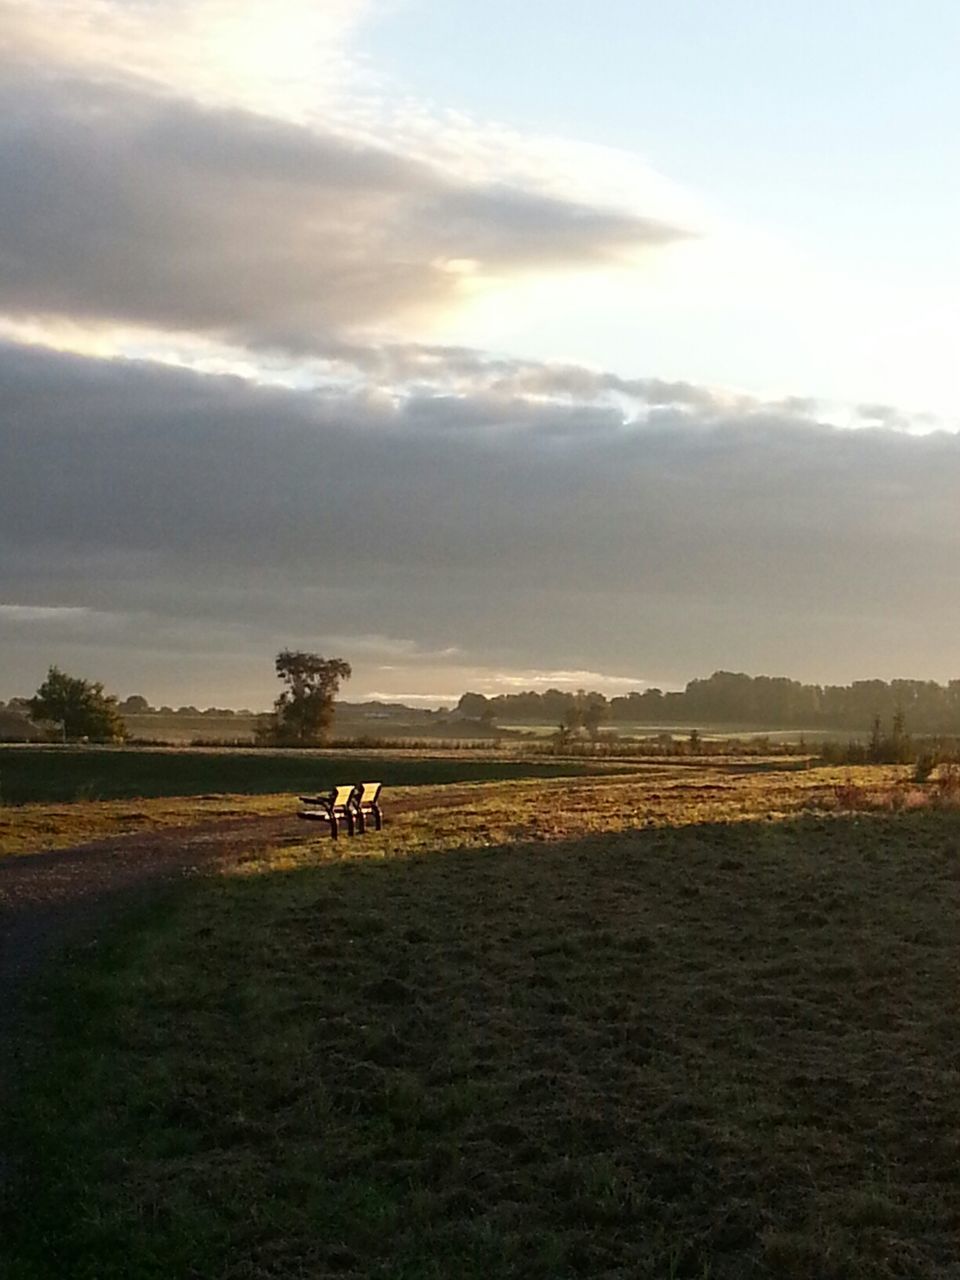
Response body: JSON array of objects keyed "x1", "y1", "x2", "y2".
[
  {"x1": 457, "y1": 692, "x2": 493, "y2": 722},
  {"x1": 120, "y1": 694, "x2": 151, "y2": 713},
  {"x1": 868, "y1": 715, "x2": 884, "y2": 763},
  {"x1": 581, "y1": 693, "x2": 608, "y2": 739},
  {"x1": 262, "y1": 650, "x2": 352, "y2": 744},
  {"x1": 29, "y1": 666, "x2": 126, "y2": 741}
]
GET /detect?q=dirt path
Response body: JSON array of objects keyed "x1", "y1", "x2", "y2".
[
  {"x1": 1, "y1": 815, "x2": 288, "y2": 1025},
  {"x1": 0, "y1": 786, "x2": 498, "y2": 1059},
  {"x1": 0, "y1": 792, "x2": 493, "y2": 1193}
]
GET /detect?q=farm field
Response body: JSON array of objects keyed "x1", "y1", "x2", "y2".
[
  {"x1": 3, "y1": 764, "x2": 960, "y2": 1278},
  {"x1": 0, "y1": 746, "x2": 638, "y2": 808},
  {"x1": 504, "y1": 721, "x2": 848, "y2": 743},
  {"x1": 119, "y1": 712, "x2": 503, "y2": 745}
]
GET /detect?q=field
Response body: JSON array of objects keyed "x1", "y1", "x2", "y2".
[
  {"x1": 506, "y1": 722, "x2": 845, "y2": 744},
  {"x1": 113, "y1": 712, "x2": 847, "y2": 748},
  {"x1": 0, "y1": 746, "x2": 636, "y2": 808},
  {"x1": 3, "y1": 762, "x2": 960, "y2": 1278},
  {"x1": 118, "y1": 712, "x2": 500, "y2": 745}
]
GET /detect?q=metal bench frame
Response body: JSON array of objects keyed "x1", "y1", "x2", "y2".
[
  {"x1": 353, "y1": 781, "x2": 383, "y2": 834},
  {"x1": 298, "y1": 784, "x2": 358, "y2": 839}
]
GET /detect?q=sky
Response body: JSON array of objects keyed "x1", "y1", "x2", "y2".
[{"x1": 2, "y1": 0, "x2": 960, "y2": 707}]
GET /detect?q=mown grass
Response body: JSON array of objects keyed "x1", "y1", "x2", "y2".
[
  {"x1": 0, "y1": 746, "x2": 633, "y2": 807},
  {"x1": 4, "y1": 769, "x2": 960, "y2": 1278}
]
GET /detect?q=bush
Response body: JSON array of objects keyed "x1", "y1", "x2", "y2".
[
  {"x1": 914, "y1": 750, "x2": 939, "y2": 783},
  {"x1": 934, "y1": 763, "x2": 960, "y2": 807}
]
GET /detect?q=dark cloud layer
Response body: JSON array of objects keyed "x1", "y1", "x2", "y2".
[
  {"x1": 0, "y1": 69, "x2": 682, "y2": 347},
  {"x1": 4, "y1": 341, "x2": 960, "y2": 696}
]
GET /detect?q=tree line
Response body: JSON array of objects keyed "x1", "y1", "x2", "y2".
[
  {"x1": 5, "y1": 652, "x2": 352, "y2": 744},
  {"x1": 458, "y1": 670, "x2": 960, "y2": 734},
  {"x1": 11, "y1": 662, "x2": 960, "y2": 744}
]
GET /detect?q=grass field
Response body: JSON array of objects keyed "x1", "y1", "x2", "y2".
[
  {"x1": 0, "y1": 791, "x2": 295, "y2": 857},
  {"x1": 4, "y1": 765, "x2": 960, "y2": 1278},
  {"x1": 0, "y1": 746, "x2": 635, "y2": 807},
  {"x1": 119, "y1": 713, "x2": 501, "y2": 745}
]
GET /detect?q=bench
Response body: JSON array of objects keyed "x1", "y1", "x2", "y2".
[
  {"x1": 298, "y1": 784, "x2": 358, "y2": 838},
  {"x1": 353, "y1": 781, "x2": 384, "y2": 834},
  {"x1": 297, "y1": 782, "x2": 384, "y2": 838}
]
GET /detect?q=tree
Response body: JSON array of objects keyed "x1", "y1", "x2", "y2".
[
  {"x1": 457, "y1": 692, "x2": 492, "y2": 721},
  {"x1": 561, "y1": 701, "x2": 583, "y2": 735},
  {"x1": 29, "y1": 666, "x2": 126, "y2": 741},
  {"x1": 120, "y1": 694, "x2": 151, "y2": 714},
  {"x1": 868, "y1": 715, "x2": 883, "y2": 763},
  {"x1": 580, "y1": 693, "x2": 608, "y2": 740},
  {"x1": 263, "y1": 650, "x2": 352, "y2": 744}
]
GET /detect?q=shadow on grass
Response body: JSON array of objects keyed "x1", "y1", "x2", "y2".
[{"x1": 4, "y1": 809, "x2": 960, "y2": 1279}]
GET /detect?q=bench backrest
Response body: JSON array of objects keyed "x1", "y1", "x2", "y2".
[
  {"x1": 356, "y1": 781, "x2": 382, "y2": 805},
  {"x1": 332, "y1": 783, "x2": 357, "y2": 808}
]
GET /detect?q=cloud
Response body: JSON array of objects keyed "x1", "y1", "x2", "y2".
[
  {"x1": 4, "y1": 341, "x2": 960, "y2": 701},
  {"x1": 476, "y1": 669, "x2": 648, "y2": 691},
  {"x1": 0, "y1": 0, "x2": 373, "y2": 116},
  {"x1": 0, "y1": 15, "x2": 687, "y2": 353},
  {"x1": 0, "y1": 604, "x2": 102, "y2": 623}
]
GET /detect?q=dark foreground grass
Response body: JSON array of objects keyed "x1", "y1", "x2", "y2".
[
  {"x1": 0, "y1": 746, "x2": 628, "y2": 806},
  {"x1": 4, "y1": 786, "x2": 960, "y2": 1278}
]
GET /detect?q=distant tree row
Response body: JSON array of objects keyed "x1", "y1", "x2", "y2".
[
  {"x1": 457, "y1": 671, "x2": 960, "y2": 734},
  {"x1": 14, "y1": 662, "x2": 960, "y2": 744},
  {"x1": 116, "y1": 699, "x2": 257, "y2": 717}
]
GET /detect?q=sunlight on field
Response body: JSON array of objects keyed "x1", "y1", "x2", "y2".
[
  {"x1": 228, "y1": 764, "x2": 859, "y2": 876},
  {"x1": 0, "y1": 759, "x2": 879, "y2": 859},
  {"x1": 0, "y1": 793, "x2": 291, "y2": 857}
]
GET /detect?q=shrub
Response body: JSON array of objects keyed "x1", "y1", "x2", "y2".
[
  {"x1": 934, "y1": 763, "x2": 960, "y2": 807},
  {"x1": 913, "y1": 750, "x2": 939, "y2": 783}
]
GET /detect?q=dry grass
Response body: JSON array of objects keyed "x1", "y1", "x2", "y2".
[
  {"x1": 0, "y1": 793, "x2": 292, "y2": 857},
  {"x1": 0, "y1": 758, "x2": 827, "y2": 858},
  {"x1": 5, "y1": 765, "x2": 960, "y2": 1278},
  {"x1": 828, "y1": 764, "x2": 960, "y2": 815}
]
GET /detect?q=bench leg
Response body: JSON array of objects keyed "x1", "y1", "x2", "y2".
[
  {"x1": 330, "y1": 814, "x2": 339, "y2": 840},
  {"x1": 345, "y1": 810, "x2": 355, "y2": 837},
  {"x1": 355, "y1": 808, "x2": 366, "y2": 835},
  {"x1": 372, "y1": 804, "x2": 383, "y2": 831}
]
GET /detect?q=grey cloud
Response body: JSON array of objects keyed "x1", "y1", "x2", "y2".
[
  {"x1": 4, "y1": 341, "x2": 960, "y2": 698},
  {"x1": 316, "y1": 342, "x2": 727, "y2": 411},
  {"x1": 0, "y1": 69, "x2": 683, "y2": 346}
]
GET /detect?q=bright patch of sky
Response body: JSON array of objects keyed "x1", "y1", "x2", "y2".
[{"x1": 364, "y1": 0, "x2": 960, "y2": 417}]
